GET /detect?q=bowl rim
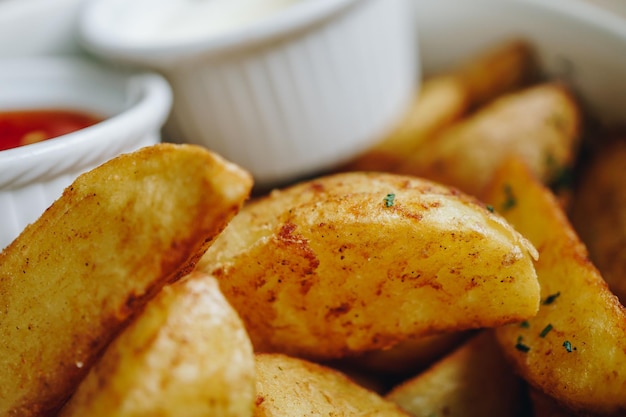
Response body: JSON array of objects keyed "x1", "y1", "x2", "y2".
[
  {"x1": 78, "y1": 0, "x2": 361, "y2": 66},
  {"x1": 0, "y1": 0, "x2": 81, "y2": 21},
  {"x1": 516, "y1": 0, "x2": 626, "y2": 39},
  {"x1": 0, "y1": 56, "x2": 172, "y2": 188}
]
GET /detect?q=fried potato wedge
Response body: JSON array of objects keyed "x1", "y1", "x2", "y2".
[
  {"x1": 343, "y1": 39, "x2": 537, "y2": 172},
  {"x1": 60, "y1": 272, "x2": 256, "y2": 417},
  {"x1": 399, "y1": 83, "x2": 581, "y2": 197},
  {"x1": 570, "y1": 139, "x2": 626, "y2": 304},
  {"x1": 254, "y1": 353, "x2": 409, "y2": 416},
  {"x1": 451, "y1": 38, "x2": 537, "y2": 108},
  {"x1": 0, "y1": 144, "x2": 253, "y2": 416},
  {"x1": 344, "y1": 331, "x2": 470, "y2": 376},
  {"x1": 386, "y1": 331, "x2": 525, "y2": 417},
  {"x1": 529, "y1": 389, "x2": 577, "y2": 417},
  {"x1": 483, "y1": 158, "x2": 626, "y2": 415},
  {"x1": 198, "y1": 171, "x2": 539, "y2": 360}
]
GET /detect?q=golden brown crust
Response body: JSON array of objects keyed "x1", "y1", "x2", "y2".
[
  {"x1": 484, "y1": 158, "x2": 626, "y2": 416},
  {"x1": 199, "y1": 171, "x2": 539, "y2": 360},
  {"x1": 0, "y1": 144, "x2": 252, "y2": 416}
]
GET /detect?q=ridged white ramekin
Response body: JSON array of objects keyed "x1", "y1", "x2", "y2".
[
  {"x1": 0, "y1": 57, "x2": 172, "y2": 249},
  {"x1": 79, "y1": 0, "x2": 419, "y2": 187}
]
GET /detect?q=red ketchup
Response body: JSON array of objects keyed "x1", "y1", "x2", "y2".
[{"x1": 0, "y1": 109, "x2": 102, "y2": 151}]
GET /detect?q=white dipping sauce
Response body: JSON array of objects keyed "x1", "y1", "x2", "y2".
[{"x1": 107, "y1": 0, "x2": 299, "y2": 46}]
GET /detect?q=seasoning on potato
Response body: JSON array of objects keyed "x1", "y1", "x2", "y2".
[
  {"x1": 197, "y1": 171, "x2": 540, "y2": 360},
  {"x1": 60, "y1": 272, "x2": 256, "y2": 417},
  {"x1": 483, "y1": 157, "x2": 626, "y2": 416},
  {"x1": 0, "y1": 144, "x2": 253, "y2": 417}
]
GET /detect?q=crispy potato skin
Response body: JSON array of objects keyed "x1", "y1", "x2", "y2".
[
  {"x1": 570, "y1": 139, "x2": 626, "y2": 304},
  {"x1": 0, "y1": 144, "x2": 252, "y2": 416},
  {"x1": 253, "y1": 353, "x2": 410, "y2": 417},
  {"x1": 198, "y1": 172, "x2": 539, "y2": 360},
  {"x1": 386, "y1": 331, "x2": 525, "y2": 417},
  {"x1": 60, "y1": 273, "x2": 256, "y2": 417},
  {"x1": 483, "y1": 158, "x2": 626, "y2": 416},
  {"x1": 400, "y1": 83, "x2": 581, "y2": 197}
]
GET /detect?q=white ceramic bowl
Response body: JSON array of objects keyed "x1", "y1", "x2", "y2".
[
  {"x1": 0, "y1": 57, "x2": 172, "y2": 249},
  {"x1": 0, "y1": 0, "x2": 85, "y2": 57},
  {"x1": 78, "y1": 0, "x2": 419, "y2": 187}
]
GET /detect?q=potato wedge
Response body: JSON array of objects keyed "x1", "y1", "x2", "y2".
[
  {"x1": 529, "y1": 389, "x2": 577, "y2": 417},
  {"x1": 570, "y1": 139, "x2": 626, "y2": 304},
  {"x1": 60, "y1": 272, "x2": 256, "y2": 417},
  {"x1": 0, "y1": 144, "x2": 253, "y2": 416},
  {"x1": 386, "y1": 331, "x2": 526, "y2": 417},
  {"x1": 451, "y1": 38, "x2": 537, "y2": 108},
  {"x1": 483, "y1": 158, "x2": 626, "y2": 415},
  {"x1": 254, "y1": 353, "x2": 409, "y2": 416},
  {"x1": 198, "y1": 171, "x2": 539, "y2": 360},
  {"x1": 343, "y1": 39, "x2": 537, "y2": 173},
  {"x1": 343, "y1": 331, "x2": 470, "y2": 376},
  {"x1": 399, "y1": 83, "x2": 581, "y2": 197}
]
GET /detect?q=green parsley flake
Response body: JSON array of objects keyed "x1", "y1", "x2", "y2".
[
  {"x1": 520, "y1": 320, "x2": 530, "y2": 328},
  {"x1": 542, "y1": 292, "x2": 561, "y2": 305},
  {"x1": 501, "y1": 184, "x2": 517, "y2": 211},
  {"x1": 545, "y1": 153, "x2": 574, "y2": 191},
  {"x1": 486, "y1": 204, "x2": 495, "y2": 213},
  {"x1": 539, "y1": 324, "x2": 553, "y2": 338},
  {"x1": 515, "y1": 336, "x2": 530, "y2": 353},
  {"x1": 383, "y1": 193, "x2": 395, "y2": 207},
  {"x1": 563, "y1": 340, "x2": 575, "y2": 353}
]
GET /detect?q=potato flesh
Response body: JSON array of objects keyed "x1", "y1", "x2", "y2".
[
  {"x1": 199, "y1": 172, "x2": 539, "y2": 360},
  {"x1": 60, "y1": 273, "x2": 256, "y2": 417},
  {"x1": 0, "y1": 144, "x2": 253, "y2": 416},
  {"x1": 483, "y1": 158, "x2": 626, "y2": 415}
]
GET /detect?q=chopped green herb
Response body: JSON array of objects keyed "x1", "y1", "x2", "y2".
[
  {"x1": 550, "y1": 166, "x2": 574, "y2": 191},
  {"x1": 563, "y1": 340, "x2": 575, "y2": 353},
  {"x1": 545, "y1": 152, "x2": 573, "y2": 191},
  {"x1": 515, "y1": 336, "x2": 530, "y2": 353},
  {"x1": 383, "y1": 193, "x2": 395, "y2": 207},
  {"x1": 539, "y1": 324, "x2": 553, "y2": 338},
  {"x1": 542, "y1": 292, "x2": 561, "y2": 305},
  {"x1": 545, "y1": 152, "x2": 557, "y2": 168},
  {"x1": 520, "y1": 320, "x2": 530, "y2": 328},
  {"x1": 501, "y1": 184, "x2": 517, "y2": 211},
  {"x1": 486, "y1": 204, "x2": 495, "y2": 213}
]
